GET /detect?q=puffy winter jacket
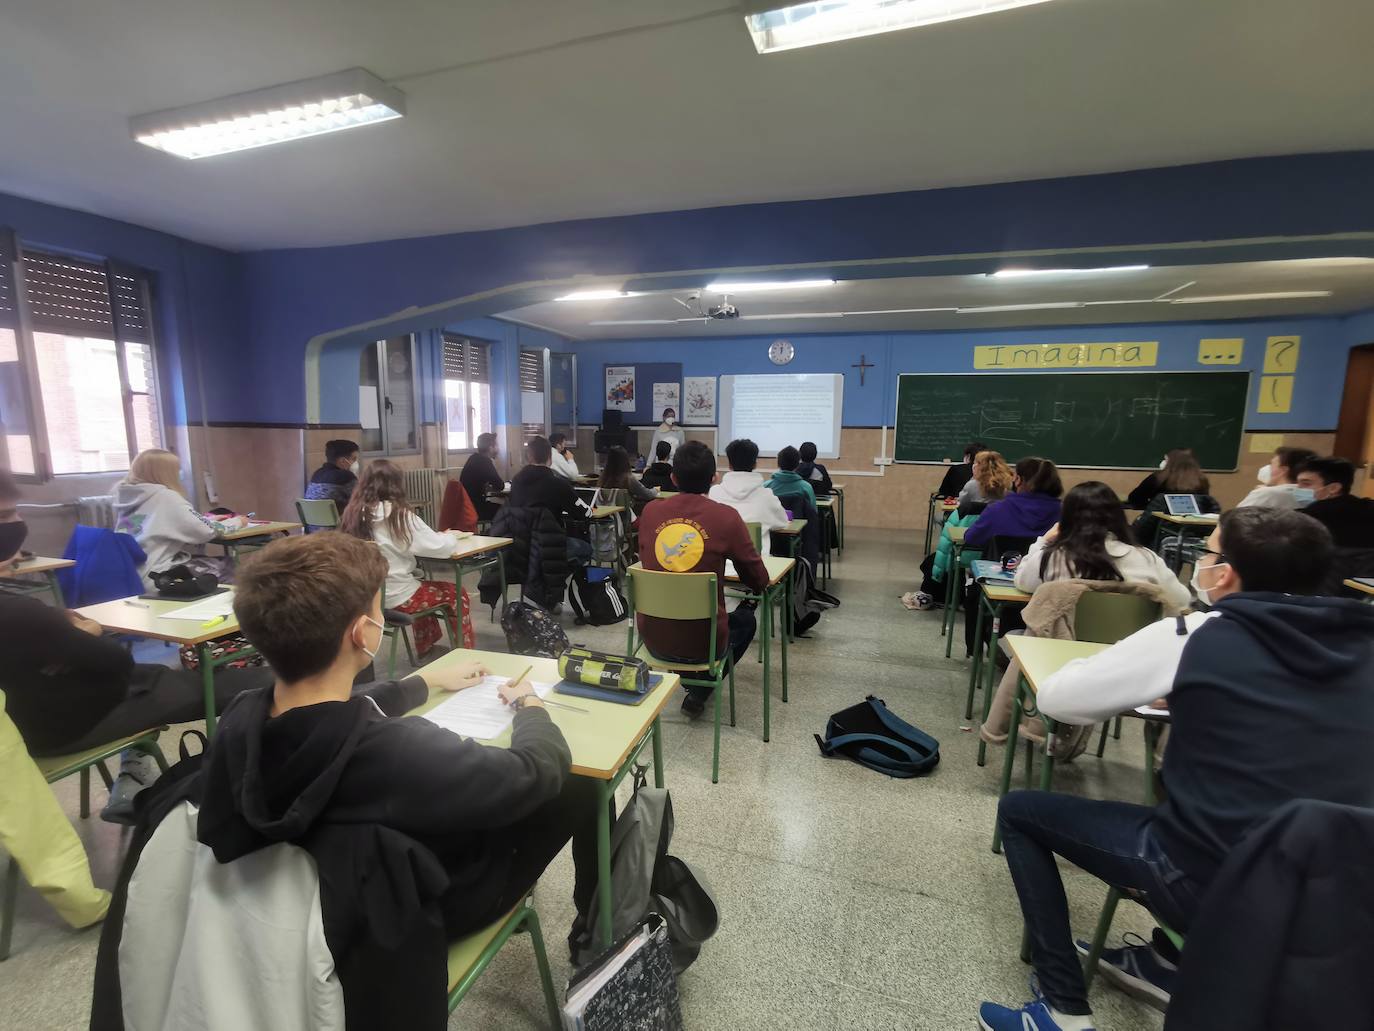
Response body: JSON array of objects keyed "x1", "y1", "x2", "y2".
[
  {"x1": 931, "y1": 511, "x2": 980, "y2": 584},
  {"x1": 479, "y1": 505, "x2": 570, "y2": 609}
]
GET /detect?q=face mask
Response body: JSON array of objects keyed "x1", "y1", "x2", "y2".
[
  {"x1": 1257, "y1": 463, "x2": 1273, "y2": 485},
  {"x1": 1158, "y1": 458, "x2": 1167, "y2": 471},
  {"x1": 356, "y1": 615, "x2": 384, "y2": 660},
  {"x1": 664, "y1": 418, "x2": 675, "y2": 427},
  {"x1": 0, "y1": 520, "x2": 28, "y2": 561},
  {"x1": 349, "y1": 461, "x2": 360, "y2": 475},
  {"x1": 1292, "y1": 487, "x2": 1315, "y2": 506},
  {"x1": 1190, "y1": 559, "x2": 1229, "y2": 606}
]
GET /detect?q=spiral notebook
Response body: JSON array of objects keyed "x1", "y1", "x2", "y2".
[{"x1": 562, "y1": 914, "x2": 682, "y2": 1031}]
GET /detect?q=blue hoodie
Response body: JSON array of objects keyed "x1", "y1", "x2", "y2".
[
  {"x1": 962, "y1": 491, "x2": 1061, "y2": 548},
  {"x1": 1158, "y1": 592, "x2": 1374, "y2": 885}
]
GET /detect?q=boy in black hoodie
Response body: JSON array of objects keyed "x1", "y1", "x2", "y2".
[
  {"x1": 204, "y1": 532, "x2": 599, "y2": 958},
  {"x1": 979, "y1": 507, "x2": 1374, "y2": 1031}
]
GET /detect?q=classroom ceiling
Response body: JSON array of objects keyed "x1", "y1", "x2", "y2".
[
  {"x1": 495, "y1": 258, "x2": 1374, "y2": 338},
  {"x1": 1, "y1": 0, "x2": 1373, "y2": 251}
]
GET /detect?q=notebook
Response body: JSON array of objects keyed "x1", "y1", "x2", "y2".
[
  {"x1": 421, "y1": 676, "x2": 555, "y2": 739},
  {"x1": 562, "y1": 914, "x2": 682, "y2": 1031},
  {"x1": 970, "y1": 559, "x2": 1014, "y2": 582}
]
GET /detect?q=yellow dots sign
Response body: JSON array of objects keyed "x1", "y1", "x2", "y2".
[{"x1": 1198, "y1": 338, "x2": 1244, "y2": 365}]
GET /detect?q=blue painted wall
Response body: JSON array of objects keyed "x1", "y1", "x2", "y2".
[{"x1": 568, "y1": 314, "x2": 1368, "y2": 431}]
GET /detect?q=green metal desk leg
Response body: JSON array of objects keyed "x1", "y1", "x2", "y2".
[
  {"x1": 992, "y1": 675, "x2": 1026, "y2": 853},
  {"x1": 976, "y1": 601, "x2": 1006, "y2": 767},
  {"x1": 965, "y1": 590, "x2": 988, "y2": 720},
  {"x1": 651, "y1": 717, "x2": 665, "y2": 789},
  {"x1": 944, "y1": 544, "x2": 964, "y2": 659},
  {"x1": 837, "y1": 489, "x2": 845, "y2": 551},
  {"x1": 597, "y1": 779, "x2": 614, "y2": 947},
  {"x1": 777, "y1": 583, "x2": 789, "y2": 703},
  {"x1": 761, "y1": 592, "x2": 771, "y2": 743},
  {"x1": 1038, "y1": 717, "x2": 1058, "y2": 792},
  {"x1": 199, "y1": 642, "x2": 217, "y2": 737},
  {"x1": 923, "y1": 495, "x2": 936, "y2": 556}
]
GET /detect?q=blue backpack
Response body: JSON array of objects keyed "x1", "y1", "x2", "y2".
[{"x1": 815, "y1": 696, "x2": 940, "y2": 778}]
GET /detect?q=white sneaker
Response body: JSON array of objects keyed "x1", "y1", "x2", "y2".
[{"x1": 100, "y1": 749, "x2": 160, "y2": 825}]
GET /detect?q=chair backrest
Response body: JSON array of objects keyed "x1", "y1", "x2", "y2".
[
  {"x1": 987, "y1": 535, "x2": 1036, "y2": 564},
  {"x1": 295, "y1": 498, "x2": 340, "y2": 533},
  {"x1": 627, "y1": 567, "x2": 719, "y2": 666},
  {"x1": 744, "y1": 521, "x2": 762, "y2": 551},
  {"x1": 1073, "y1": 591, "x2": 1162, "y2": 644}
]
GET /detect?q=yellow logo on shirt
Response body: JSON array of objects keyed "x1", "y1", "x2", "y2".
[{"x1": 655, "y1": 521, "x2": 705, "y2": 571}]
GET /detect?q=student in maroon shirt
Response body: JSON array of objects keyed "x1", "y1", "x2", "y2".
[{"x1": 637, "y1": 441, "x2": 770, "y2": 717}]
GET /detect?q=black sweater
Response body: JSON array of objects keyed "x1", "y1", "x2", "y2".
[
  {"x1": 459, "y1": 452, "x2": 503, "y2": 509},
  {"x1": 0, "y1": 594, "x2": 133, "y2": 754},
  {"x1": 508, "y1": 464, "x2": 578, "y2": 527},
  {"x1": 1302, "y1": 492, "x2": 1374, "y2": 548},
  {"x1": 1158, "y1": 593, "x2": 1374, "y2": 886}
]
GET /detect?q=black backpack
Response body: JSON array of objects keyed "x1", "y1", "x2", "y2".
[
  {"x1": 568, "y1": 566, "x2": 628, "y2": 626},
  {"x1": 500, "y1": 599, "x2": 570, "y2": 657},
  {"x1": 815, "y1": 696, "x2": 940, "y2": 778}
]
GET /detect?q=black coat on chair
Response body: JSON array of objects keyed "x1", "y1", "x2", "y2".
[{"x1": 479, "y1": 505, "x2": 570, "y2": 610}]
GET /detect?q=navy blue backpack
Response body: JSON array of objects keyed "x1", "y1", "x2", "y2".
[{"x1": 815, "y1": 696, "x2": 940, "y2": 778}]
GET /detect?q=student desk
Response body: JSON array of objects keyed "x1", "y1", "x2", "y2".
[
  {"x1": 0, "y1": 555, "x2": 73, "y2": 606},
  {"x1": 418, "y1": 535, "x2": 514, "y2": 615},
  {"x1": 771, "y1": 521, "x2": 807, "y2": 643},
  {"x1": 968, "y1": 580, "x2": 1033, "y2": 764},
  {"x1": 1151, "y1": 514, "x2": 1217, "y2": 573},
  {"x1": 990, "y1": 637, "x2": 1107, "y2": 853},
  {"x1": 213, "y1": 519, "x2": 301, "y2": 562},
  {"x1": 1343, "y1": 578, "x2": 1374, "y2": 602},
  {"x1": 75, "y1": 593, "x2": 254, "y2": 737},
  {"x1": 829, "y1": 484, "x2": 846, "y2": 551},
  {"x1": 815, "y1": 496, "x2": 835, "y2": 586},
  {"x1": 408, "y1": 649, "x2": 679, "y2": 948},
  {"x1": 939, "y1": 526, "x2": 972, "y2": 657},
  {"x1": 922, "y1": 495, "x2": 960, "y2": 556},
  {"x1": 726, "y1": 555, "x2": 795, "y2": 736}
]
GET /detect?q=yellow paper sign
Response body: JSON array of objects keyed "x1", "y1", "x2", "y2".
[
  {"x1": 1264, "y1": 336, "x2": 1301, "y2": 374},
  {"x1": 1257, "y1": 376, "x2": 1294, "y2": 414},
  {"x1": 1198, "y1": 338, "x2": 1244, "y2": 365},
  {"x1": 1249, "y1": 433, "x2": 1285, "y2": 453},
  {"x1": 972, "y1": 342, "x2": 1158, "y2": 370}
]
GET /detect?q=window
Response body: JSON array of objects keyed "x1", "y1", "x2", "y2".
[
  {"x1": 359, "y1": 335, "x2": 419, "y2": 455},
  {"x1": 519, "y1": 347, "x2": 547, "y2": 439},
  {"x1": 0, "y1": 231, "x2": 162, "y2": 479},
  {"x1": 442, "y1": 333, "x2": 492, "y2": 450}
]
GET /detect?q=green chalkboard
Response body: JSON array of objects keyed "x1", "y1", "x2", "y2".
[{"x1": 893, "y1": 371, "x2": 1250, "y2": 470}]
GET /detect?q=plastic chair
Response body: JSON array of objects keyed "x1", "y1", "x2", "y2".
[
  {"x1": 447, "y1": 897, "x2": 559, "y2": 1027},
  {"x1": 625, "y1": 568, "x2": 735, "y2": 784},
  {"x1": 295, "y1": 498, "x2": 340, "y2": 534},
  {"x1": 743, "y1": 521, "x2": 763, "y2": 552},
  {"x1": 1073, "y1": 592, "x2": 1162, "y2": 756},
  {"x1": 1, "y1": 728, "x2": 168, "y2": 960},
  {"x1": 382, "y1": 584, "x2": 459, "y2": 677}
]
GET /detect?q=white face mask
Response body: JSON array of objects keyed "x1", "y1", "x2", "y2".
[
  {"x1": 664, "y1": 417, "x2": 675, "y2": 427},
  {"x1": 349, "y1": 460, "x2": 361, "y2": 475},
  {"x1": 1190, "y1": 559, "x2": 1229, "y2": 606},
  {"x1": 356, "y1": 614, "x2": 384, "y2": 659},
  {"x1": 1158, "y1": 458, "x2": 1168, "y2": 471},
  {"x1": 1257, "y1": 463, "x2": 1274, "y2": 485}
]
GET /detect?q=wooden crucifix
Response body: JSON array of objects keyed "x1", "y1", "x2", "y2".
[{"x1": 851, "y1": 353, "x2": 875, "y2": 386}]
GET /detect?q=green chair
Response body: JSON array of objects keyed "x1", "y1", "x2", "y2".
[
  {"x1": 1, "y1": 729, "x2": 168, "y2": 961},
  {"x1": 295, "y1": 498, "x2": 340, "y2": 534},
  {"x1": 382, "y1": 584, "x2": 460, "y2": 678},
  {"x1": 1073, "y1": 592, "x2": 1162, "y2": 757},
  {"x1": 626, "y1": 568, "x2": 736, "y2": 784},
  {"x1": 447, "y1": 897, "x2": 559, "y2": 1027},
  {"x1": 743, "y1": 521, "x2": 763, "y2": 552}
]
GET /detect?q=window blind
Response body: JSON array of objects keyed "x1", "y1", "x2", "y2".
[
  {"x1": 0, "y1": 230, "x2": 17, "y2": 329},
  {"x1": 518, "y1": 349, "x2": 544, "y2": 392},
  {"x1": 109, "y1": 263, "x2": 151, "y2": 343},
  {"x1": 442, "y1": 333, "x2": 490, "y2": 383},
  {"x1": 22, "y1": 251, "x2": 115, "y2": 337}
]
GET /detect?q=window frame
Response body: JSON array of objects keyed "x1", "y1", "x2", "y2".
[
  {"x1": 360, "y1": 334, "x2": 422, "y2": 457},
  {"x1": 441, "y1": 332, "x2": 494, "y2": 454},
  {"x1": 0, "y1": 230, "x2": 162, "y2": 482}
]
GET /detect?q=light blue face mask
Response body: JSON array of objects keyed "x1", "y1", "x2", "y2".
[{"x1": 1292, "y1": 488, "x2": 1316, "y2": 506}]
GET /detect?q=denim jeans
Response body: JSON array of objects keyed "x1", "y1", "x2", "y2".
[{"x1": 997, "y1": 790, "x2": 1204, "y2": 1015}]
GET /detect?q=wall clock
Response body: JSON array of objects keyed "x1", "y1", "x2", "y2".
[{"x1": 768, "y1": 339, "x2": 795, "y2": 366}]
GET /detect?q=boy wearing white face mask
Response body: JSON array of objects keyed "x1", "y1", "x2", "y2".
[
  {"x1": 305, "y1": 438, "x2": 361, "y2": 509},
  {"x1": 979, "y1": 507, "x2": 1374, "y2": 1031},
  {"x1": 1236, "y1": 445, "x2": 1317, "y2": 510}
]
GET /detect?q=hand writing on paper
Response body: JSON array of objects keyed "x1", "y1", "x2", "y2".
[{"x1": 432, "y1": 661, "x2": 490, "y2": 693}]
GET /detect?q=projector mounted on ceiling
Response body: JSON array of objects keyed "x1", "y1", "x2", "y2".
[{"x1": 708, "y1": 302, "x2": 740, "y2": 320}]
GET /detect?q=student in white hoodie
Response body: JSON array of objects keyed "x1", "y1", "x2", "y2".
[
  {"x1": 339, "y1": 459, "x2": 475, "y2": 657},
  {"x1": 113, "y1": 449, "x2": 243, "y2": 589},
  {"x1": 1236, "y1": 445, "x2": 1318, "y2": 510},
  {"x1": 708, "y1": 437, "x2": 789, "y2": 552},
  {"x1": 549, "y1": 432, "x2": 581, "y2": 480}
]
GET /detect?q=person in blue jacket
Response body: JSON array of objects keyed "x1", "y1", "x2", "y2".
[{"x1": 963, "y1": 456, "x2": 1063, "y2": 550}]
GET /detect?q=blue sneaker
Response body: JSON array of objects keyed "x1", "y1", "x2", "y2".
[
  {"x1": 1075, "y1": 932, "x2": 1176, "y2": 1010},
  {"x1": 977, "y1": 998, "x2": 1095, "y2": 1031}
]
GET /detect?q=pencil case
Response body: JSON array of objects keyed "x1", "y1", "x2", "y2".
[{"x1": 558, "y1": 647, "x2": 651, "y2": 695}]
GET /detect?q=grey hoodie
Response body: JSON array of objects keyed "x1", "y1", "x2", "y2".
[
  {"x1": 112, "y1": 480, "x2": 219, "y2": 587},
  {"x1": 708, "y1": 471, "x2": 789, "y2": 552}
]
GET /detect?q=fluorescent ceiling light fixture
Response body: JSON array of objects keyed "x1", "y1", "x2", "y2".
[
  {"x1": 958, "y1": 302, "x2": 1084, "y2": 314},
  {"x1": 739, "y1": 312, "x2": 844, "y2": 320},
  {"x1": 990, "y1": 265, "x2": 1150, "y2": 278},
  {"x1": 554, "y1": 289, "x2": 641, "y2": 301},
  {"x1": 131, "y1": 68, "x2": 404, "y2": 160},
  {"x1": 745, "y1": 0, "x2": 1062, "y2": 54},
  {"x1": 1170, "y1": 291, "x2": 1333, "y2": 304},
  {"x1": 706, "y1": 279, "x2": 836, "y2": 293}
]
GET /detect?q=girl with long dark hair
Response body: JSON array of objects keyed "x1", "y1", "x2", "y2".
[{"x1": 1133, "y1": 449, "x2": 1221, "y2": 543}]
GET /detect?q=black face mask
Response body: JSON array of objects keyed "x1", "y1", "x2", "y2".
[{"x1": 0, "y1": 520, "x2": 28, "y2": 562}]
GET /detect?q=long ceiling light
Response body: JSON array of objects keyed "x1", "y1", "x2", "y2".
[
  {"x1": 706, "y1": 279, "x2": 836, "y2": 293},
  {"x1": 131, "y1": 68, "x2": 404, "y2": 160},
  {"x1": 745, "y1": 0, "x2": 1063, "y2": 54},
  {"x1": 555, "y1": 289, "x2": 641, "y2": 301},
  {"x1": 1170, "y1": 291, "x2": 1333, "y2": 304},
  {"x1": 958, "y1": 302, "x2": 1083, "y2": 314},
  {"x1": 990, "y1": 265, "x2": 1150, "y2": 278}
]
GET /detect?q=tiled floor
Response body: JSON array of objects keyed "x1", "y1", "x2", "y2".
[{"x1": 0, "y1": 527, "x2": 1165, "y2": 1030}]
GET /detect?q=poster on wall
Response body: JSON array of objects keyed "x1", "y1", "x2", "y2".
[
  {"x1": 683, "y1": 376, "x2": 716, "y2": 424},
  {"x1": 605, "y1": 366, "x2": 636, "y2": 411},
  {"x1": 652, "y1": 382, "x2": 681, "y2": 421}
]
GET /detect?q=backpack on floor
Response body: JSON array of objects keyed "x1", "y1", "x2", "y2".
[
  {"x1": 500, "y1": 599, "x2": 570, "y2": 657},
  {"x1": 568, "y1": 566, "x2": 628, "y2": 626},
  {"x1": 815, "y1": 695, "x2": 940, "y2": 778}
]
